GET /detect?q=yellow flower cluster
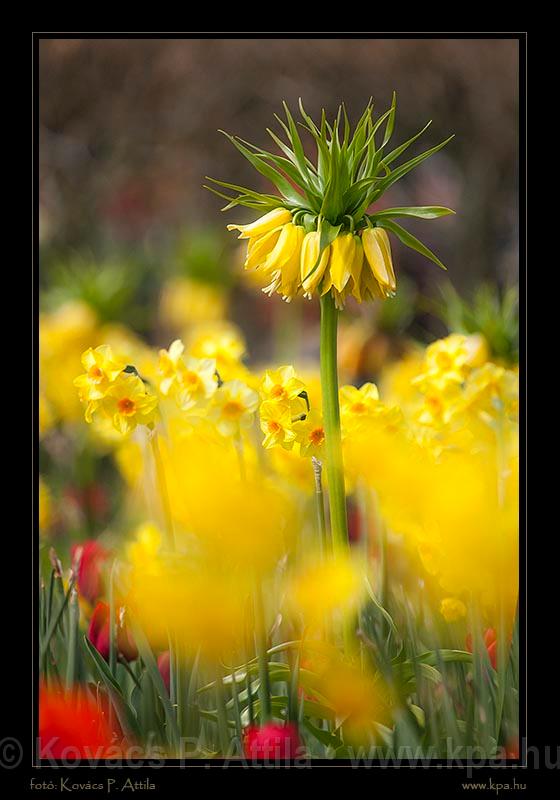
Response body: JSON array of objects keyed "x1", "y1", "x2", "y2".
[
  {"x1": 344, "y1": 333, "x2": 519, "y2": 627},
  {"x1": 258, "y1": 365, "x2": 325, "y2": 456},
  {"x1": 74, "y1": 345, "x2": 158, "y2": 435},
  {"x1": 65, "y1": 313, "x2": 518, "y2": 652},
  {"x1": 228, "y1": 209, "x2": 396, "y2": 307}
]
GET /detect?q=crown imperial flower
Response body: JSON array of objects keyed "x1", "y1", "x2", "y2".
[{"x1": 208, "y1": 98, "x2": 454, "y2": 306}]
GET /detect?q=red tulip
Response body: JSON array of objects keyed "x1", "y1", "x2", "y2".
[
  {"x1": 505, "y1": 736, "x2": 520, "y2": 759},
  {"x1": 157, "y1": 651, "x2": 171, "y2": 694},
  {"x1": 88, "y1": 602, "x2": 138, "y2": 663},
  {"x1": 466, "y1": 627, "x2": 497, "y2": 670},
  {"x1": 347, "y1": 499, "x2": 362, "y2": 544},
  {"x1": 71, "y1": 540, "x2": 111, "y2": 604},
  {"x1": 39, "y1": 685, "x2": 122, "y2": 759},
  {"x1": 243, "y1": 722, "x2": 302, "y2": 760}
]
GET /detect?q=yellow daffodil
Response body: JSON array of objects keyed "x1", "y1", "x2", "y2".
[
  {"x1": 99, "y1": 373, "x2": 158, "y2": 435},
  {"x1": 187, "y1": 322, "x2": 247, "y2": 380},
  {"x1": 417, "y1": 334, "x2": 471, "y2": 386},
  {"x1": 440, "y1": 597, "x2": 467, "y2": 622},
  {"x1": 260, "y1": 365, "x2": 305, "y2": 404},
  {"x1": 339, "y1": 383, "x2": 380, "y2": 431},
  {"x1": 259, "y1": 400, "x2": 297, "y2": 450},
  {"x1": 227, "y1": 207, "x2": 292, "y2": 239},
  {"x1": 300, "y1": 231, "x2": 331, "y2": 296},
  {"x1": 293, "y1": 409, "x2": 326, "y2": 457},
  {"x1": 209, "y1": 379, "x2": 259, "y2": 436},
  {"x1": 462, "y1": 363, "x2": 519, "y2": 421},
  {"x1": 74, "y1": 345, "x2": 126, "y2": 401},
  {"x1": 158, "y1": 339, "x2": 217, "y2": 410},
  {"x1": 157, "y1": 338, "x2": 186, "y2": 395}
]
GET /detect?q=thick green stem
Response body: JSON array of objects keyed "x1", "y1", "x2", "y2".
[
  {"x1": 320, "y1": 293, "x2": 355, "y2": 657},
  {"x1": 319, "y1": 293, "x2": 349, "y2": 553}
]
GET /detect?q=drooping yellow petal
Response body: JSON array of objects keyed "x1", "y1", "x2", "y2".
[
  {"x1": 362, "y1": 227, "x2": 392, "y2": 289},
  {"x1": 279, "y1": 225, "x2": 305, "y2": 299},
  {"x1": 300, "y1": 231, "x2": 330, "y2": 295},
  {"x1": 350, "y1": 235, "x2": 364, "y2": 301},
  {"x1": 227, "y1": 208, "x2": 291, "y2": 239},
  {"x1": 373, "y1": 227, "x2": 396, "y2": 291},
  {"x1": 328, "y1": 233, "x2": 355, "y2": 292},
  {"x1": 262, "y1": 223, "x2": 299, "y2": 274},
  {"x1": 244, "y1": 227, "x2": 283, "y2": 269}
]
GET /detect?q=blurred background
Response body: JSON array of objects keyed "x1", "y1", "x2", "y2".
[{"x1": 39, "y1": 37, "x2": 519, "y2": 363}]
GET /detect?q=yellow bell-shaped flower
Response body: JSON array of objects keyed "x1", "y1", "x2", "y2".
[
  {"x1": 300, "y1": 231, "x2": 331, "y2": 296},
  {"x1": 362, "y1": 227, "x2": 396, "y2": 293},
  {"x1": 227, "y1": 207, "x2": 291, "y2": 239}
]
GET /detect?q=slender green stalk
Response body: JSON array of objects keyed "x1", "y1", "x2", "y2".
[
  {"x1": 176, "y1": 642, "x2": 187, "y2": 737},
  {"x1": 253, "y1": 581, "x2": 272, "y2": 723},
  {"x1": 319, "y1": 293, "x2": 349, "y2": 553},
  {"x1": 230, "y1": 667, "x2": 243, "y2": 745},
  {"x1": 65, "y1": 588, "x2": 79, "y2": 691},
  {"x1": 214, "y1": 666, "x2": 231, "y2": 754},
  {"x1": 311, "y1": 457, "x2": 329, "y2": 555}
]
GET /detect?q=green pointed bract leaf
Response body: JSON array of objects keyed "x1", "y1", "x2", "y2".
[
  {"x1": 205, "y1": 176, "x2": 284, "y2": 205},
  {"x1": 382, "y1": 120, "x2": 432, "y2": 167},
  {"x1": 203, "y1": 184, "x2": 280, "y2": 212},
  {"x1": 82, "y1": 636, "x2": 141, "y2": 741},
  {"x1": 319, "y1": 219, "x2": 342, "y2": 250},
  {"x1": 371, "y1": 206, "x2": 455, "y2": 220},
  {"x1": 378, "y1": 219, "x2": 448, "y2": 270},
  {"x1": 375, "y1": 135, "x2": 455, "y2": 196},
  {"x1": 283, "y1": 102, "x2": 318, "y2": 183},
  {"x1": 381, "y1": 91, "x2": 397, "y2": 148},
  {"x1": 219, "y1": 131, "x2": 308, "y2": 207},
  {"x1": 266, "y1": 125, "x2": 319, "y2": 194}
]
